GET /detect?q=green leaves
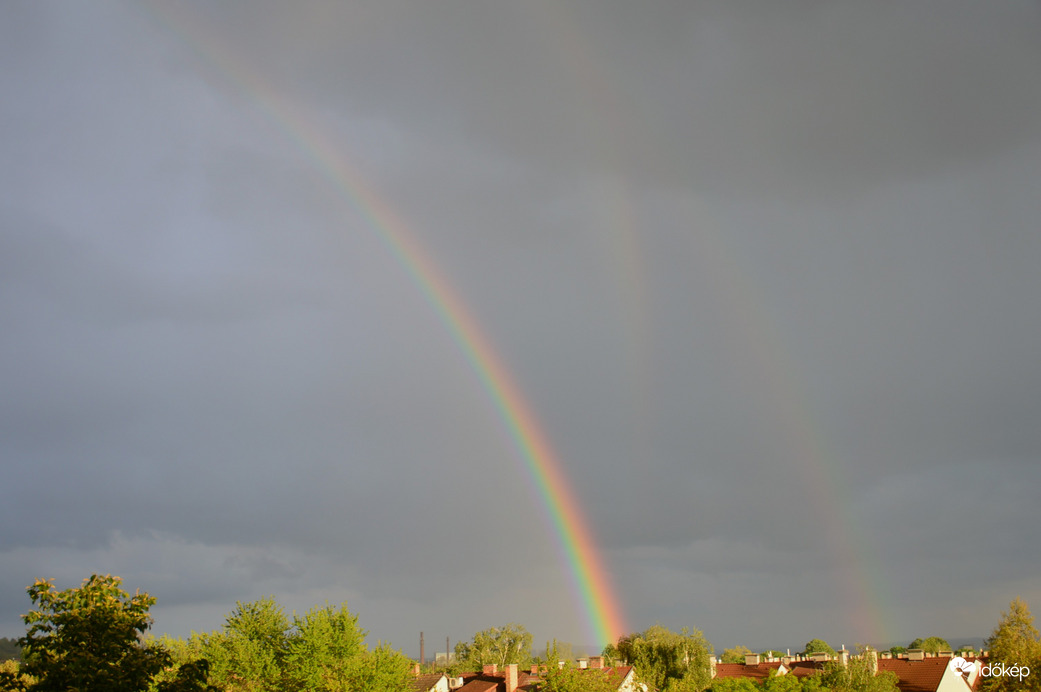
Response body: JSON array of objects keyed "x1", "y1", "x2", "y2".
[
  {"x1": 455, "y1": 623, "x2": 533, "y2": 669},
  {"x1": 16, "y1": 574, "x2": 169, "y2": 692},
  {"x1": 983, "y1": 598, "x2": 1041, "y2": 692},
  {"x1": 613, "y1": 624, "x2": 713, "y2": 691}
]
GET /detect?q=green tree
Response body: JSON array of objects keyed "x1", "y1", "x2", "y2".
[
  {"x1": 613, "y1": 624, "x2": 712, "y2": 692},
  {"x1": 455, "y1": 624, "x2": 533, "y2": 669},
  {"x1": 345, "y1": 642, "x2": 413, "y2": 692},
  {"x1": 907, "y1": 637, "x2": 950, "y2": 653},
  {"x1": 708, "y1": 677, "x2": 760, "y2": 692},
  {"x1": 200, "y1": 597, "x2": 289, "y2": 691},
  {"x1": 186, "y1": 597, "x2": 410, "y2": 692},
  {"x1": 817, "y1": 654, "x2": 898, "y2": 692},
  {"x1": 13, "y1": 575, "x2": 170, "y2": 692},
  {"x1": 537, "y1": 642, "x2": 616, "y2": 692},
  {"x1": 801, "y1": 639, "x2": 835, "y2": 656},
  {"x1": 283, "y1": 602, "x2": 365, "y2": 690},
  {"x1": 982, "y1": 597, "x2": 1041, "y2": 692},
  {"x1": 722, "y1": 646, "x2": 754, "y2": 664}
]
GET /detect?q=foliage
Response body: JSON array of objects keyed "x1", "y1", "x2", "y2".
[
  {"x1": 200, "y1": 597, "x2": 289, "y2": 691},
  {"x1": 0, "y1": 659, "x2": 35, "y2": 691},
  {"x1": 817, "y1": 654, "x2": 899, "y2": 692},
  {"x1": 722, "y1": 646, "x2": 754, "y2": 664},
  {"x1": 182, "y1": 597, "x2": 411, "y2": 692},
  {"x1": 283, "y1": 603, "x2": 366, "y2": 691},
  {"x1": 538, "y1": 642, "x2": 616, "y2": 692},
  {"x1": 13, "y1": 575, "x2": 170, "y2": 692},
  {"x1": 801, "y1": 640, "x2": 835, "y2": 656},
  {"x1": 982, "y1": 597, "x2": 1041, "y2": 692},
  {"x1": 885, "y1": 646, "x2": 905, "y2": 655},
  {"x1": 345, "y1": 642, "x2": 413, "y2": 692},
  {"x1": 709, "y1": 677, "x2": 760, "y2": 692},
  {"x1": 762, "y1": 651, "x2": 784, "y2": 660},
  {"x1": 613, "y1": 624, "x2": 712, "y2": 692},
  {"x1": 906, "y1": 637, "x2": 950, "y2": 653},
  {"x1": 455, "y1": 623, "x2": 533, "y2": 669}
]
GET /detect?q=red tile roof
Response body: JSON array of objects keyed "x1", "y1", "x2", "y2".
[
  {"x1": 877, "y1": 657, "x2": 954, "y2": 692},
  {"x1": 715, "y1": 662, "x2": 785, "y2": 680},
  {"x1": 413, "y1": 672, "x2": 446, "y2": 692}
]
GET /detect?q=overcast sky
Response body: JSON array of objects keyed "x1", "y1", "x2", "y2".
[{"x1": 2, "y1": 0, "x2": 1040, "y2": 657}]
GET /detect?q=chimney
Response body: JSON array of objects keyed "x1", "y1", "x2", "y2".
[
  {"x1": 579, "y1": 659, "x2": 588, "y2": 669},
  {"x1": 589, "y1": 656, "x2": 604, "y2": 669},
  {"x1": 710, "y1": 656, "x2": 717, "y2": 678},
  {"x1": 908, "y1": 649, "x2": 924, "y2": 661},
  {"x1": 531, "y1": 665, "x2": 540, "y2": 676},
  {"x1": 413, "y1": 663, "x2": 421, "y2": 676},
  {"x1": 746, "y1": 653, "x2": 761, "y2": 666},
  {"x1": 840, "y1": 649, "x2": 849, "y2": 665},
  {"x1": 865, "y1": 648, "x2": 878, "y2": 674},
  {"x1": 505, "y1": 663, "x2": 518, "y2": 692},
  {"x1": 483, "y1": 664, "x2": 498, "y2": 675}
]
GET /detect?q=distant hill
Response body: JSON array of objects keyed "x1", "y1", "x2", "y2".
[{"x1": 0, "y1": 637, "x2": 20, "y2": 661}]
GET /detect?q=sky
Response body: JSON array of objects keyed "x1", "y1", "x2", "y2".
[{"x1": 2, "y1": 0, "x2": 1040, "y2": 658}]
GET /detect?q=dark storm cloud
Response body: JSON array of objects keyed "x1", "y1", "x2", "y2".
[{"x1": 2, "y1": 0, "x2": 1039, "y2": 653}]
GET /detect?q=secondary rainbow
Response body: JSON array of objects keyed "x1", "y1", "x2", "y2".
[{"x1": 140, "y1": 3, "x2": 628, "y2": 647}]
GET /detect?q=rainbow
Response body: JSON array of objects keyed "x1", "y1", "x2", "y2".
[{"x1": 138, "y1": 3, "x2": 627, "y2": 647}]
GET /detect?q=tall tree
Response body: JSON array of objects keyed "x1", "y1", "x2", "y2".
[
  {"x1": 455, "y1": 624, "x2": 533, "y2": 669},
  {"x1": 201, "y1": 596, "x2": 289, "y2": 692},
  {"x1": 12, "y1": 575, "x2": 169, "y2": 692},
  {"x1": 613, "y1": 624, "x2": 712, "y2": 691},
  {"x1": 983, "y1": 597, "x2": 1041, "y2": 692},
  {"x1": 283, "y1": 602, "x2": 366, "y2": 691}
]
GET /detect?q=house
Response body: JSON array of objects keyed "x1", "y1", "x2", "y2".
[
  {"x1": 712, "y1": 653, "x2": 827, "y2": 681},
  {"x1": 710, "y1": 649, "x2": 987, "y2": 692},
  {"x1": 877, "y1": 651, "x2": 986, "y2": 692},
  {"x1": 431, "y1": 659, "x2": 638, "y2": 692},
  {"x1": 413, "y1": 671, "x2": 450, "y2": 692}
]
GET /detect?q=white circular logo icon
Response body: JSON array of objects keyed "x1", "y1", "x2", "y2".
[{"x1": 950, "y1": 657, "x2": 977, "y2": 676}]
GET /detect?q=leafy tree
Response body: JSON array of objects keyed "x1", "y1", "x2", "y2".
[
  {"x1": 613, "y1": 624, "x2": 712, "y2": 692},
  {"x1": 817, "y1": 655, "x2": 899, "y2": 692},
  {"x1": 12, "y1": 575, "x2": 170, "y2": 692},
  {"x1": 982, "y1": 597, "x2": 1041, "y2": 692},
  {"x1": 762, "y1": 672, "x2": 806, "y2": 692},
  {"x1": 886, "y1": 646, "x2": 905, "y2": 655},
  {"x1": 201, "y1": 596, "x2": 289, "y2": 691},
  {"x1": 762, "y1": 651, "x2": 784, "y2": 660},
  {"x1": 537, "y1": 642, "x2": 616, "y2": 692},
  {"x1": 455, "y1": 624, "x2": 533, "y2": 669},
  {"x1": 183, "y1": 597, "x2": 410, "y2": 692},
  {"x1": 801, "y1": 639, "x2": 835, "y2": 656},
  {"x1": 345, "y1": 642, "x2": 413, "y2": 692},
  {"x1": 708, "y1": 677, "x2": 759, "y2": 692},
  {"x1": 0, "y1": 658, "x2": 35, "y2": 691},
  {"x1": 283, "y1": 602, "x2": 366, "y2": 690},
  {"x1": 722, "y1": 646, "x2": 754, "y2": 664},
  {"x1": 907, "y1": 637, "x2": 950, "y2": 653}
]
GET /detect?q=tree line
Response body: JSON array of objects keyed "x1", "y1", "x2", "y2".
[{"x1": 1, "y1": 575, "x2": 1038, "y2": 692}]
